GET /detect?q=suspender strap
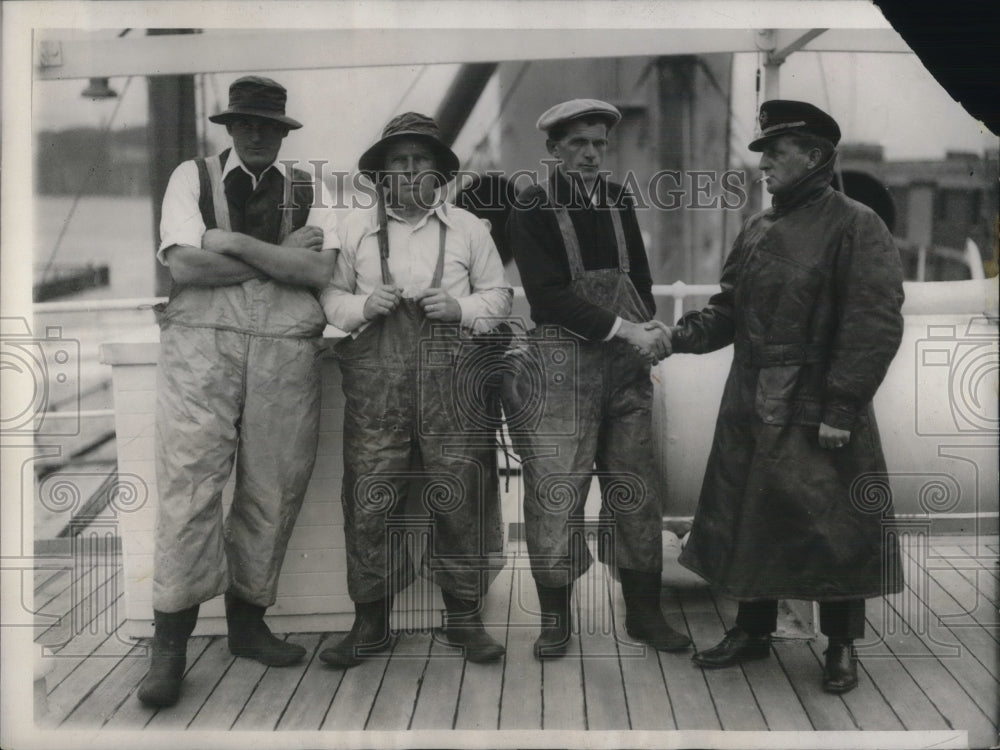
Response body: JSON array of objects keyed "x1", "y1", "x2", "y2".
[
  {"x1": 541, "y1": 181, "x2": 628, "y2": 279},
  {"x1": 610, "y1": 202, "x2": 629, "y2": 273},
  {"x1": 541, "y1": 183, "x2": 585, "y2": 280},
  {"x1": 431, "y1": 219, "x2": 447, "y2": 289},
  {"x1": 195, "y1": 158, "x2": 216, "y2": 230},
  {"x1": 203, "y1": 150, "x2": 232, "y2": 232},
  {"x1": 375, "y1": 190, "x2": 449, "y2": 289},
  {"x1": 376, "y1": 189, "x2": 394, "y2": 286}
]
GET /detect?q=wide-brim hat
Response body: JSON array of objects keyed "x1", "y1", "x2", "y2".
[
  {"x1": 208, "y1": 75, "x2": 302, "y2": 130},
  {"x1": 748, "y1": 99, "x2": 840, "y2": 151},
  {"x1": 358, "y1": 112, "x2": 460, "y2": 181},
  {"x1": 536, "y1": 98, "x2": 622, "y2": 134}
]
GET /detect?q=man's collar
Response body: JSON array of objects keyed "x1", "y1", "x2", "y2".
[
  {"x1": 551, "y1": 167, "x2": 610, "y2": 207},
  {"x1": 220, "y1": 148, "x2": 282, "y2": 187},
  {"x1": 358, "y1": 199, "x2": 453, "y2": 242},
  {"x1": 383, "y1": 199, "x2": 453, "y2": 229}
]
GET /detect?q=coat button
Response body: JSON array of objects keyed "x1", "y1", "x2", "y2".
[{"x1": 765, "y1": 415, "x2": 774, "y2": 423}]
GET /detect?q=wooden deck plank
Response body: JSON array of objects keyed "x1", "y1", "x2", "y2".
[
  {"x1": 922, "y1": 556, "x2": 1000, "y2": 636},
  {"x1": 188, "y1": 644, "x2": 270, "y2": 729},
  {"x1": 660, "y1": 588, "x2": 722, "y2": 730},
  {"x1": 101, "y1": 636, "x2": 212, "y2": 729},
  {"x1": 607, "y1": 573, "x2": 677, "y2": 730},
  {"x1": 771, "y1": 640, "x2": 857, "y2": 730},
  {"x1": 941, "y1": 545, "x2": 1000, "y2": 610},
  {"x1": 34, "y1": 562, "x2": 116, "y2": 647},
  {"x1": 896, "y1": 548, "x2": 1000, "y2": 700},
  {"x1": 319, "y1": 633, "x2": 392, "y2": 730},
  {"x1": 364, "y1": 630, "x2": 431, "y2": 730},
  {"x1": 231, "y1": 633, "x2": 320, "y2": 730},
  {"x1": 923, "y1": 573, "x2": 1000, "y2": 677},
  {"x1": 856, "y1": 621, "x2": 954, "y2": 733},
  {"x1": 540, "y1": 586, "x2": 585, "y2": 730},
  {"x1": 42, "y1": 583, "x2": 127, "y2": 692},
  {"x1": 145, "y1": 637, "x2": 234, "y2": 729},
  {"x1": 869, "y1": 594, "x2": 999, "y2": 749},
  {"x1": 679, "y1": 588, "x2": 767, "y2": 730},
  {"x1": 498, "y1": 564, "x2": 542, "y2": 730},
  {"x1": 408, "y1": 636, "x2": 465, "y2": 730},
  {"x1": 577, "y1": 565, "x2": 629, "y2": 730},
  {"x1": 708, "y1": 593, "x2": 814, "y2": 732},
  {"x1": 453, "y1": 562, "x2": 512, "y2": 730},
  {"x1": 804, "y1": 639, "x2": 904, "y2": 730},
  {"x1": 41, "y1": 632, "x2": 132, "y2": 727},
  {"x1": 60, "y1": 644, "x2": 147, "y2": 728},
  {"x1": 952, "y1": 543, "x2": 1000, "y2": 589},
  {"x1": 33, "y1": 567, "x2": 75, "y2": 605},
  {"x1": 275, "y1": 637, "x2": 338, "y2": 730}
]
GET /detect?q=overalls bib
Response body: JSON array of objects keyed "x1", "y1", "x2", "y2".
[
  {"x1": 502, "y1": 185, "x2": 664, "y2": 587},
  {"x1": 335, "y1": 193, "x2": 505, "y2": 603},
  {"x1": 152, "y1": 151, "x2": 323, "y2": 612}
]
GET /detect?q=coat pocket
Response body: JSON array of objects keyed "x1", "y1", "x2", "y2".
[{"x1": 754, "y1": 365, "x2": 823, "y2": 425}]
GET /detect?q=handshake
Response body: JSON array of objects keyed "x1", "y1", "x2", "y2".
[{"x1": 618, "y1": 319, "x2": 675, "y2": 365}]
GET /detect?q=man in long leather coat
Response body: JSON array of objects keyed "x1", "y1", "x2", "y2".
[{"x1": 667, "y1": 100, "x2": 905, "y2": 694}]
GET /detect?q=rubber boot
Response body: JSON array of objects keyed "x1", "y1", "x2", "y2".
[
  {"x1": 318, "y1": 597, "x2": 394, "y2": 669},
  {"x1": 619, "y1": 568, "x2": 691, "y2": 652},
  {"x1": 533, "y1": 582, "x2": 573, "y2": 660},
  {"x1": 440, "y1": 590, "x2": 505, "y2": 663},
  {"x1": 137, "y1": 605, "x2": 199, "y2": 707},
  {"x1": 225, "y1": 592, "x2": 306, "y2": 666}
]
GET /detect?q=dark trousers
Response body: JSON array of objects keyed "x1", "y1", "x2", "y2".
[{"x1": 736, "y1": 599, "x2": 866, "y2": 640}]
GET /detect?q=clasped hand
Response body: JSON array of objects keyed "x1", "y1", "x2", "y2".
[
  {"x1": 362, "y1": 285, "x2": 461, "y2": 322},
  {"x1": 620, "y1": 319, "x2": 673, "y2": 365}
]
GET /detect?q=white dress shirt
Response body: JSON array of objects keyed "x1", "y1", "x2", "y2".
[{"x1": 158, "y1": 149, "x2": 340, "y2": 264}]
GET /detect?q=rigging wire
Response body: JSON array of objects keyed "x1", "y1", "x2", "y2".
[{"x1": 40, "y1": 75, "x2": 135, "y2": 283}]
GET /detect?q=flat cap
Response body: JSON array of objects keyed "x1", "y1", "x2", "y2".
[
  {"x1": 748, "y1": 99, "x2": 840, "y2": 151},
  {"x1": 536, "y1": 98, "x2": 622, "y2": 133}
]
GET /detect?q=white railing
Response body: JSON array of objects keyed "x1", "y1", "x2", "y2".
[
  {"x1": 28, "y1": 278, "x2": 999, "y2": 426},
  {"x1": 34, "y1": 283, "x2": 723, "y2": 319}
]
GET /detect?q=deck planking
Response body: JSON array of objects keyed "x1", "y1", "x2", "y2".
[
  {"x1": 607, "y1": 571, "x2": 678, "y2": 730},
  {"x1": 453, "y1": 562, "x2": 512, "y2": 730},
  {"x1": 497, "y1": 565, "x2": 542, "y2": 730},
  {"x1": 30, "y1": 533, "x2": 999, "y2": 742},
  {"x1": 229, "y1": 633, "x2": 320, "y2": 731}
]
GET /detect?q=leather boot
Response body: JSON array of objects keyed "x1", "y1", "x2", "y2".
[
  {"x1": 440, "y1": 590, "x2": 505, "y2": 663},
  {"x1": 822, "y1": 639, "x2": 859, "y2": 694},
  {"x1": 692, "y1": 628, "x2": 771, "y2": 668},
  {"x1": 619, "y1": 568, "x2": 691, "y2": 652},
  {"x1": 533, "y1": 582, "x2": 573, "y2": 660},
  {"x1": 137, "y1": 605, "x2": 199, "y2": 707},
  {"x1": 319, "y1": 597, "x2": 394, "y2": 669},
  {"x1": 225, "y1": 592, "x2": 306, "y2": 666}
]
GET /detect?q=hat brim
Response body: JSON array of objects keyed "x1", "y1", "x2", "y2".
[
  {"x1": 540, "y1": 110, "x2": 621, "y2": 134},
  {"x1": 749, "y1": 126, "x2": 839, "y2": 152},
  {"x1": 209, "y1": 108, "x2": 302, "y2": 130},
  {"x1": 358, "y1": 131, "x2": 460, "y2": 181}
]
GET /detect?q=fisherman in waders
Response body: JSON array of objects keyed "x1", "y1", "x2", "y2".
[
  {"x1": 502, "y1": 99, "x2": 691, "y2": 659},
  {"x1": 140, "y1": 76, "x2": 338, "y2": 707},
  {"x1": 319, "y1": 113, "x2": 512, "y2": 667}
]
